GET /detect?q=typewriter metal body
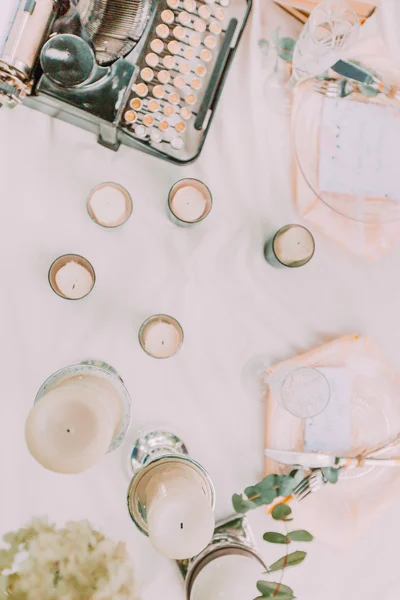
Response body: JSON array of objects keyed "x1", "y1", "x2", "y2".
[{"x1": 0, "y1": 0, "x2": 251, "y2": 163}]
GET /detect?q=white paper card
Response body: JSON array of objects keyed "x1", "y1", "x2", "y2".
[
  {"x1": 318, "y1": 98, "x2": 400, "y2": 200},
  {"x1": 304, "y1": 367, "x2": 352, "y2": 452}
]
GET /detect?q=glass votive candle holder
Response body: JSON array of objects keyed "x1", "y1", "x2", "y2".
[
  {"x1": 264, "y1": 224, "x2": 315, "y2": 268},
  {"x1": 48, "y1": 254, "x2": 95, "y2": 300},
  {"x1": 139, "y1": 314, "x2": 184, "y2": 358},
  {"x1": 168, "y1": 178, "x2": 212, "y2": 226},
  {"x1": 87, "y1": 182, "x2": 133, "y2": 228},
  {"x1": 281, "y1": 366, "x2": 330, "y2": 419}
]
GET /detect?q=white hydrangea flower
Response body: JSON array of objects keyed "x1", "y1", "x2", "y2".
[{"x1": 0, "y1": 520, "x2": 139, "y2": 600}]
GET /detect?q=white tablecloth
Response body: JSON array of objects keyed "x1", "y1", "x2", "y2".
[{"x1": 1, "y1": 2, "x2": 400, "y2": 598}]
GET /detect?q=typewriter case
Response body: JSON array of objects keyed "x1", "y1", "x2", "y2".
[{"x1": 0, "y1": 0, "x2": 251, "y2": 163}]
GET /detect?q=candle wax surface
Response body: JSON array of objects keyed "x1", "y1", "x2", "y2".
[
  {"x1": 147, "y1": 489, "x2": 215, "y2": 559},
  {"x1": 89, "y1": 185, "x2": 130, "y2": 226},
  {"x1": 274, "y1": 226, "x2": 314, "y2": 265},
  {"x1": 55, "y1": 261, "x2": 94, "y2": 299},
  {"x1": 170, "y1": 185, "x2": 208, "y2": 222},
  {"x1": 191, "y1": 554, "x2": 265, "y2": 600},
  {"x1": 25, "y1": 383, "x2": 115, "y2": 473},
  {"x1": 143, "y1": 320, "x2": 182, "y2": 358}
]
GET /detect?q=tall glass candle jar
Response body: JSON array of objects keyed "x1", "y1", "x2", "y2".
[{"x1": 127, "y1": 430, "x2": 216, "y2": 559}]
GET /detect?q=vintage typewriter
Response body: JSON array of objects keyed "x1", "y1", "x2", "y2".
[{"x1": 0, "y1": 0, "x2": 251, "y2": 163}]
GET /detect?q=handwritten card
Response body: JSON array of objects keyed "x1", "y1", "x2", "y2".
[
  {"x1": 304, "y1": 367, "x2": 352, "y2": 453},
  {"x1": 318, "y1": 98, "x2": 400, "y2": 200}
]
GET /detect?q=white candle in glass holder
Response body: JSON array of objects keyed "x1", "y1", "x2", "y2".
[
  {"x1": 190, "y1": 553, "x2": 265, "y2": 600},
  {"x1": 265, "y1": 225, "x2": 315, "y2": 268},
  {"x1": 25, "y1": 375, "x2": 122, "y2": 473},
  {"x1": 139, "y1": 315, "x2": 183, "y2": 358},
  {"x1": 49, "y1": 254, "x2": 95, "y2": 300},
  {"x1": 87, "y1": 183, "x2": 133, "y2": 228},
  {"x1": 168, "y1": 178, "x2": 212, "y2": 225},
  {"x1": 146, "y1": 462, "x2": 215, "y2": 559}
]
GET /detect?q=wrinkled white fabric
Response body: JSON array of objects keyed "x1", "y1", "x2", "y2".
[{"x1": 1, "y1": 3, "x2": 400, "y2": 600}]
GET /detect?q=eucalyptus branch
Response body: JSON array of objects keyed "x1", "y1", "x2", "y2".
[{"x1": 232, "y1": 468, "x2": 340, "y2": 599}]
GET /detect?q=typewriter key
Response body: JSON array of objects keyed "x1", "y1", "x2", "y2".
[
  {"x1": 178, "y1": 11, "x2": 191, "y2": 25},
  {"x1": 200, "y1": 48, "x2": 212, "y2": 62},
  {"x1": 150, "y1": 129, "x2": 163, "y2": 143},
  {"x1": 163, "y1": 55, "x2": 176, "y2": 69},
  {"x1": 135, "y1": 125, "x2": 147, "y2": 138},
  {"x1": 148, "y1": 99, "x2": 160, "y2": 112},
  {"x1": 168, "y1": 92, "x2": 180, "y2": 105},
  {"x1": 163, "y1": 104, "x2": 175, "y2": 117},
  {"x1": 191, "y1": 78, "x2": 202, "y2": 90},
  {"x1": 159, "y1": 120, "x2": 169, "y2": 132},
  {"x1": 186, "y1": 93, "x2": 196, "y2": 105},
  {"x1": 180, "y1": 106, "x2": 192, "y2": 120},
  {"x1": 168, "y1": 40, "x2": 181, "y2": 54},
  {"x1": 194, "y1": 64, "x2": 207, "y2": 77},
  {"x1": 173, "y1": 26, "x2": 186, "y2": 40},
  {"x1": 193, "y1": 18, "x2": 206, "y2": 32},
  {"x1": 184, "y1": 0, "x2": 196, "y2": 11},
  {"x1": 198, "y1": 5, "x2": 211, "y2": 19},
  {"x1": 130, "y1": 98, "x2": 143, "y2": 110},
  {"x1": 204, "y1": 35, "x2": 216, "y2": 49},
  {"x1": 161, "y1": 9, "x2": 175, "y2": 23},
  {"x1": 146, "y1": 53, "x2": 159, "y2": 67},
  {"x1": 135, "y1": 83, "x2": 149, "y2": 97},
  {"x1": 153, "y1": 85, "x2": 165, "y2": 99},
  {"x1": 156, "y1": 24, "x2": 170, "y2": 38},
  {"x1": 173, "y1": 76, "x2": 185, "y2": 89},
  {"x1": 158, "y1": 69, "x2": 171, "y2": 84},
  {"x1": 189, "y1": 35, "x2": 201, "y2": 47},
  {"x1": 141, "y1": 68, "x2": 154, "y2": 82},
  {"x1": 178, "y1": 61, "x2": 190, "y2": 74},
  {"x1": 175, "y1": 121, "x2": 186, "y2": 133},
  {"x1": 124, "y1": 110, "x2": 137, "y2": 123},
  {"x1": 143, "y1": 115, "x2": 154, "y2": 127},
  {"x1": 171, "y1": 137, "x2": 184, "y2": 150},
  {"x1": 167, "y1": 0, "x2": 180, "y2": 7},
  {"x1": 209, "y1": 21, "x2": 222, "y2": 34},
  {"x1": 183, "y1": 47, "x2": 195, "y2": 60},
  {"x1": 151, "y1": 38, "x2": 165, "y2": 53}
]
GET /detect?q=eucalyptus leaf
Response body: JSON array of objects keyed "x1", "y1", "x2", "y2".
[
  {"x1": 256, "y1": 581, "x2": 294, "y2": 597},
  {"x1": 255, "y1": 596, "x2": 295, "y2": 600},
  {"x1": 277, "y1": 37, "x2": 296, "y2": 62},
  {"x1": 269, "y1": 551, "x2": 307, "y2": 572},
  {"x1": 245, "y1": 475, "x2": 278, "y2": 505},
  {"x1": 257, "y1": 581, "x2": 295, "y2": 598},
  {"x1": 263, "y1": 532, "x2": 288, "y2": 544},
  {"x1": 287, "y1": 530, "x2": 314, "y2": 542},
  {"x1": 232, "y1": 493, "x2": 256, "y2": 514},
  {"x1": 276, "y1": 475, "x2": 297, "y2": 496},
  {"x1": 272, "y1": 503, "x2": 292, "y2": 521},
  {"x1": 321, "y1": 467, "x2": 339, "y2": 484}
]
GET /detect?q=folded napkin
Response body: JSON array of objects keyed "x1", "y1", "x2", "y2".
[
  {"x1": 292, "y1": 35, "x2": 400, "y2": 260},
  {"x1": 263, "y1": 335, "x2": 400, "y2": 548}
]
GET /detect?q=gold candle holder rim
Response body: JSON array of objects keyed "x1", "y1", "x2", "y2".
[
  {"x1": 168, "y1": 178, "x2": 213, "y2": 224},
  {"x1": 87, "y1": 181, "x2": 133, "y2": 229},
  {"x1": 48, "y1": 253, "x2": 96, "y2": 300},
  {"x1": 138, "y1": 314, "x2": 184, "y2": 359},
  {"x1": 271, "y1": 224, "x2": 315, "y2": 268}
]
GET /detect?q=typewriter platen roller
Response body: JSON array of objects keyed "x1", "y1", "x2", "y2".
[{"x1": 0, "y1": 0, "x2": 251, "y2": 163}]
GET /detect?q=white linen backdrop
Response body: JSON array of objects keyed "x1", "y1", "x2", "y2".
[{"x1": 1, "y1": 2, "x2": 400, "y2": 598}]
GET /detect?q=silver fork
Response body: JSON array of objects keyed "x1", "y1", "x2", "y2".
[
  {"x1": 292, "y1": 469, "x2": 327, "y2": 502},
  {"x1": 311, "y1": 78, "x2": 354, "y2": 98}
]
